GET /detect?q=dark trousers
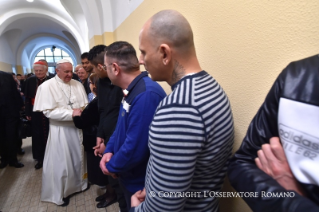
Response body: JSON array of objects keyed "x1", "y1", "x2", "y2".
[
  {"x1": 119, "y1": 180, "x2": 134, "y2": 212},
  {"x1": 87, "y1": 151, "x2": 108, "y2": 186},
  {"x1": 0, "y1": 115, "x2": 19, "y2": 163},
  {"x1": 16, "y1": 138, "x2": 22, "y2": 152},
  {"x1": 31, "y1": 112, "x2": 49, "y2": 161},
  {"x1": 108, "y1": 176, "x2": 128, "y2": 212}
]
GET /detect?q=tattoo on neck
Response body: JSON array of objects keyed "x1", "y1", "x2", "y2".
[{"x1": 171, "y1": 60, "x2": 185, "y2": 85}]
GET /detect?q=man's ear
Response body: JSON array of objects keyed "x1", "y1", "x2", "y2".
[
  {"x1": 159, "y1": 44, "x2": 172, "y2": 65},
  {"x1": 113, "y1": 63, "x2": 120, "y2": 76},
  {"x1": 97, "y1": 64, "x2": 103, "y2": 71}
]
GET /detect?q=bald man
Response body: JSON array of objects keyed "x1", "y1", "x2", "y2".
[
  {"x1": 74, "y1": 64, "x2": 82, "y2": 75},
  {"x1": 130, "y1": 10, "x2": 234, "y2": 212},
  {"x1": 77, "y1": 67, "x2": 90, "y2": 94},
  {"x1": 72, "y1": 64, "x2": 81, "y2": 82}
]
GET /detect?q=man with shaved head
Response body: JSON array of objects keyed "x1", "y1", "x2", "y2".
[
  {"x1": 77, "y1": 66, "x2": 90, "y2": 94},
  {"x1": 72, "y1": 64, "x2": 82, "y2": 82},
  {"x1": 74, "y1": 64, "x2": 82, "y2": 75},
  {"x1": 130, "y1": 10, "x2": 234, "y2": 212}
]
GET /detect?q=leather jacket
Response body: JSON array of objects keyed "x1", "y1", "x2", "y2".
[{"x1": 228, "y1": 54, "x2": 319, "y2": 212}]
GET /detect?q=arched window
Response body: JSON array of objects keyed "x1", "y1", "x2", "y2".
[{"x1": 34, "y1": 47, "x2": 74, "y2": 74}]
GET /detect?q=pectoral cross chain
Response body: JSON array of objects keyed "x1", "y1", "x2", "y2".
[
  {"x1": 55, "y1": 77, "x2": 74, "y2": 109},
  {"x1": 68, "y1": 100, "x2": 74, "y2": 109}
]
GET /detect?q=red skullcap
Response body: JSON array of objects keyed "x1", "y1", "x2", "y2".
[{"x1": 33, "y1": 61, "x2": 47, "y2": 66}]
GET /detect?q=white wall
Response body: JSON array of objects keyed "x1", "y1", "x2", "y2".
[{"x1": 0, "y1": 35, "x2": 15, "y2": 64}]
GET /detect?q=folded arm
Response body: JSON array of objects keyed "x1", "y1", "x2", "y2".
[{"x1": 228, "y1": 69, "x2": 319, "y2": 212}]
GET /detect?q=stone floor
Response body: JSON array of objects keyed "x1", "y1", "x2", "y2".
[{"x1": 0, "y1": 137, "x2": 119, "y2": 212}]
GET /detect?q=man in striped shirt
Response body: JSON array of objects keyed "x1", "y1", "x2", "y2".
[{"x1": 130, "y1": 10, "x2": 234, "y2": 212}]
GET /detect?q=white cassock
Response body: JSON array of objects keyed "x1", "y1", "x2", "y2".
[{"x1": 33, "y1": 75, "x2": 88, "y2": 205}]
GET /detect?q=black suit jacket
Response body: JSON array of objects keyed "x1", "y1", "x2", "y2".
[
  {"x1": 97, "y1": 77, "x2": 123, "y2": 144},
  {"x1": 83, "y1": 78, "x2": 91, "y2": 95},
  {"x1": 48, "y1": 72, "x2": 55, "y2": 78},
  {"x1": 73, "y1": 97, "x2": 99, "y2": 152},
  {"x1": 0, "y1": 71, "x2": 23, "y2": 117}
]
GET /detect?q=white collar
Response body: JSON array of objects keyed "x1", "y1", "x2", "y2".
[{"x1": 55, "y1": 75, "x2": 69, "y2": 84}]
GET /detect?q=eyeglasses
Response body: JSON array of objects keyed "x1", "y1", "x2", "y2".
[{"x1": 101, "y1": 63, "x2": 112, "y2": 70}]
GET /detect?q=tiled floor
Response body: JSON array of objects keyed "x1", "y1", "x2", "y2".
[{"x1": 0, "y1": 137, "x2": 120, "y2": 212}]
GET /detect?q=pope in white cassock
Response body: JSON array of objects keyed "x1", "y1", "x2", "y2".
[{"x1": 33, "y1": 59, "x2": 88, "y2": 206}]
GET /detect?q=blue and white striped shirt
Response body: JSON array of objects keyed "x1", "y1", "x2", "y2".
[{"x1": 134, "y1": 71, "x2": 234, "y2": 212}]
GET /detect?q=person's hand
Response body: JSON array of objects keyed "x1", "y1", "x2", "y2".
[
  {"x1": 99, "y1": 153, "x2": 113, "y2": 175},
  {"x1": 131, "y1": 188, "x2": 146, "y2": 207},
  {"x1": 110, "y1": 173, "x2": 118, "y2": 179},
  {"x1": 72, "y1": 109, "x2": 82, "y2": 117},
  {"x1": 93, "y1": 143, "x2": 106, "y2": 157},
  {"x1": 93, "y1": 137, "x2": 105, "y2": 156},
  {"x1": 96, "y1": 137, "x2": 104, "y2": 146},
  {"x1": 104, "y1": 152, "x2": 113, "y2": 163},
  {"x1": 255, "y1": 137, "x2": 306, "y2": 196},
  {"x1": 26, "y1": 116, "x2": 31, "y2": 121}
]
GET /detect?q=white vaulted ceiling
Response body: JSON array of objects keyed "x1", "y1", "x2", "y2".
[{"x1": 0, "y1": 0, "x2": 144, "y2": 72}]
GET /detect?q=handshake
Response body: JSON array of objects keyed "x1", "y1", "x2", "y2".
[{"x1": 72, "y1": 108, "x2": 83, "y2": 117}]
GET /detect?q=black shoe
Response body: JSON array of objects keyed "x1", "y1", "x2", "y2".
[
  {"x1": 60, "y1": 197, "x2": 69, "y2": 207},
  {"x1": 96, "y1": 197, "x2": 117, "y2": 208},
  {"x1": 95, "y1": 192, "x2": 108, "y2": 202},
  {"x1": 17, "y1": 149, "x2": 25, "y2": 155},
  {"x1": 0, "y1": 162, "x2": 8, "y2": 169},
  {"x1": 35, "y1": 161, "x2": 43, "y2": 169},
  {"x1": 9, "y1": 161, "x2": 24, "y2": 168}
]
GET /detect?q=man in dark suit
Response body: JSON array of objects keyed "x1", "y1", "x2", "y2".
[
  {"x1": 0, "y1": 71, "x2": 24, "y2": 168},
  {"x1": 77, "y1": 66, "x2": 90, "y2": 95},
  {"x1": 73, "y1": 64, "x2": 82, "y2": 82}
]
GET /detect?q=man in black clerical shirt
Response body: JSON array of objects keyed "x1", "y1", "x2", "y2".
[
  {"x1": 0, "y1": 71, "x2": 24, "y2": 168},
  {"x1": 88, "y1": 45, "x2": 127, "y2": 211},
  {"x1": 24, "y1": 61, "x2": 51, "y2": 169}
]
